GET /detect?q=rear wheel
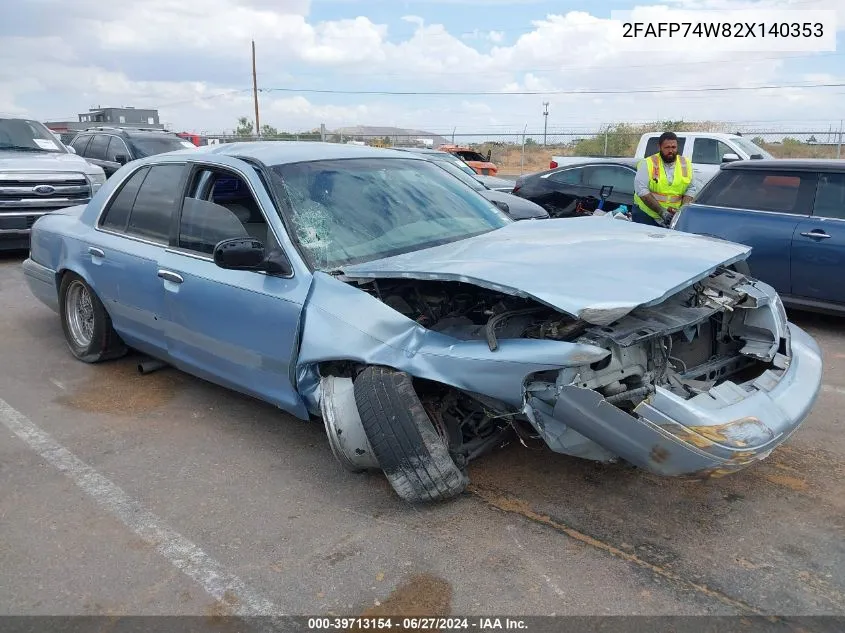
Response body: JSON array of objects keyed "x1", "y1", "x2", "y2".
[
  {"x1": 353, "y1": 366, "x2": 468, "y2": 503},
  {"x1": 59, "y1": 272, "x2": 127, "y2": 363}
]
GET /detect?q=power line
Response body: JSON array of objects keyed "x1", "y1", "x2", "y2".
[{"x1": 261, "y1": 81, "x2": 845, "y2": 97}]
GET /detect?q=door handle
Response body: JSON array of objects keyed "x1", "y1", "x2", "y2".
[
  {"x1": 157, "y1": 269, "x2": 183, "y2": 284},
  {"x1": 88, "y1": 247, "x2": 104, "y2": 257},
  {"x1": 800, "y1": 230, "x2": 831, "y2": 240}
]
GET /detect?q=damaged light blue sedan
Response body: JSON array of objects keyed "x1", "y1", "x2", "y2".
[{"x1": 22, "y1": 142, "x2": 823, "y2": 503}]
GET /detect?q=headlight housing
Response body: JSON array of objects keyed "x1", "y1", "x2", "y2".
[{"x1": 87, "y1": 170, "x2": 107, "y2": 193}]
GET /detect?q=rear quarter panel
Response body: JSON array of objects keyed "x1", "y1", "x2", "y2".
[{"x1": 674, "y1": 204, "x2": 799, "y2": 295}]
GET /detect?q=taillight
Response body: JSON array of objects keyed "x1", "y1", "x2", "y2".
[{"x1": 549, "y1": 160, "x2": 558, "y2": 169}]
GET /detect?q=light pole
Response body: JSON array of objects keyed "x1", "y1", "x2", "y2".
[{"x1": 542, "y1": 102, "x2": 549, "y2": 146}]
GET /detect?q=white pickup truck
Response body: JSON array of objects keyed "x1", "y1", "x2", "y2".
[{"x1": 550, "y1": 132, "x2": 774, "y2": 185}]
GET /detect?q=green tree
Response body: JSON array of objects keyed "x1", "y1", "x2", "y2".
[{"x1": 235, "y1": 117, "x2": 254, "y2": 137}]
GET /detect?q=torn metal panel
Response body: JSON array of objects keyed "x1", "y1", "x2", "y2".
[
  {"x1": 340, "y1": 217, "x2": 751, "y2": 326},
  {"x1": 295, "y1": 272, "x2": 610, "y2": 411}
]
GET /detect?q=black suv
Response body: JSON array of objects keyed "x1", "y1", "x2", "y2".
[{"x1": 69, "y1": 127, "x2": 195, "y2": 177}]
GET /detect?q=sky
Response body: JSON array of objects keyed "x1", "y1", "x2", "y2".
[{"x1": 1, "y1": 0, "x2": 844, "y2": 138}]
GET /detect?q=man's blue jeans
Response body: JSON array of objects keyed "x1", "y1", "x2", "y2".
[{"x1": 631, "y1": 206, "x2": 663, "y2": 227}]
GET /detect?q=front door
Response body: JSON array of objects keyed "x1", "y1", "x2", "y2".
[
  {"x1": 790, "y1": 172, "x2": 845, "y2": 306},
  {"x1": 158, "y1": 164, "x2": 309, "y2": 417}
]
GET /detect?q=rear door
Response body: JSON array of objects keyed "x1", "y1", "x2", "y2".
[
  {"x1": 87, "y1": 161, "x2": 189, "y2": 357},
  {"x1": 688, "y1": 169, "x2": 816, "y2": 295},
  {"x1": 790, "y1": 171, "x2": 845, "y2": 306}
]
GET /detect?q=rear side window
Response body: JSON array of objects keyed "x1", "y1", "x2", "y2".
[
  {"x1": 644, "y1": 136, "x2": 686, "y2": 156},
  {"x1": 813, "y1": 173, "x2": 845, "y2": 220},
  {"x1": 696, "y1": 170, "x2": 816, "y2": 214},
  {"x1": 125, "y1": 164, "x2": 187, "y2": 242},
  {"x1": 548, "y1": 168, "x2": 582, "y2": 185},
  {"x1": 86, "y1": 135, "x2": 109, "y2": 160},
  {"x1": 581, "y1": 165, "x2": 635, "y2": 194},
  {"x1": 99, "y1": 167, "x2": 149, "y2": 231}
]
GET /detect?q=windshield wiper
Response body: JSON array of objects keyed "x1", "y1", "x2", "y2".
[{"x1": 0, "y1": 144, "x2": 50, "y2": 152}]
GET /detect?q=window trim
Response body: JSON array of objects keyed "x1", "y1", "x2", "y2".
[
  {"x1": 168, "y1": 161, "x2": 295, "y2": 279},
  {"x1": 71, "y1": 134, "x2": 92, "y2": 156}
]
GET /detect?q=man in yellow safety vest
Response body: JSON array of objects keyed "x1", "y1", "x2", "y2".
[{"x1": 632, "y1": 132, "x2": 698, "y2": 226}]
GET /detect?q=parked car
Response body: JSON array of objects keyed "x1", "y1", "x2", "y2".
[
  {"x1": 438, "y1": 144, "x2": 499, "y2": 176},
  {"x1": 672, "y1": 159, "x2": 845, "y2": 315},
  {"x1": 393, "y1": 148, "x2": 548, "y2": 220},
  {"x1": 23, "y1": 142, "x2": 821, "y2": 503},
  {"x1": 512, "y1": 159, "x2": 636, "y2": 218},
  {"x1": 551, "y1": 132, "x2": 773, "y2": 187},
  {"x1": 69, "y1": 127, "x2": 198, "y2": 177},
  {"x1": 417, "y1": 149, "x2": 513, "y2": 191},
  {"x1": 1, "y1": 117, "x2": 107, "y2": 251}
]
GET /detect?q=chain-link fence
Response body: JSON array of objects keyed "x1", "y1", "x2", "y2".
[{"x1": 202, "y1": 127, "x2": 844, "y2": 175}]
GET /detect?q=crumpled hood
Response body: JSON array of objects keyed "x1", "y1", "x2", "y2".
[
  {"x1": 340, "y1": 217, "x2": 752, "y2": 326},
  {"x1": 0, "y1": 150, "x2": 97, "y2": 174}
]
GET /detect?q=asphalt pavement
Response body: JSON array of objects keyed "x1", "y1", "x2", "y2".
[{"x1": 1, "y1": 250, "x2": 844, "y2": 620}]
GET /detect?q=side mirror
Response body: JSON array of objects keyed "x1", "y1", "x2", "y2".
[
  {"x1": 213, "y1": 237, "x2": 292, "y2": 275},
  {"x1": 721, "y1": 153, "x2": 741, "y2": 163},
  {"x1": 114, "y1": 154, "x2": 128, "y2": 165},
  {"x1": 492, "y1": 200, "x2": 510, "y2": 214}
]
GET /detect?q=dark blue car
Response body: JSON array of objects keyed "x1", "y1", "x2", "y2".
[{"x1": 673, "y1": 159, "x2": 845, "y2": 315}]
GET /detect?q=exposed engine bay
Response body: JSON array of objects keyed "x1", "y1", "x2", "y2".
[{"x1": 351, "y1": 267, "x2": 785, "y2": 464}]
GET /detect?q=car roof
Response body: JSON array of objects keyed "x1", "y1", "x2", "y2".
[
  {"x1": 528, "y1": 157, "x2": 639, "y2": 178},
  {"x1": 722, "y1": 158, "x2": 845, "y2": 173},
  {"x1": 169, "y1": 141, "x2": 423, "y2": 165}
]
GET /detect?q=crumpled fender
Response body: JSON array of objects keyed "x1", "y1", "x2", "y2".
[{"x1": 295, "y1": 272, "x2": 610, "y2": 414}]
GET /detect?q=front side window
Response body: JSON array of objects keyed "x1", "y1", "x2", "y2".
[
  {"x1": 813, "y1": 173, "x2": 845, "y2": 220},
  {"x1": 178, "y1": 168, "x2": 277, "y2": 256},
  {"x1": 696, "y1": 170, "x2": 816, "y2": 214},
  {"x1": 125, "y1": 164, "x2": 187, "y2": 242},
  {"x1": 270, "y1": 158, "x2": 510, "y2": 270},
  {"x1": 105, "y1": 136, "x2": 130, "y2": 163}
]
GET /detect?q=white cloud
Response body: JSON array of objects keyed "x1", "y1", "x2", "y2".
[{"x1": 1, "y1": 0, "x2": 842, "y2": 134}]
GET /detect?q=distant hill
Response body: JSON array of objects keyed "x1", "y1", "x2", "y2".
[{"x1": 333, "y1": 125, "x2": 449, "y2": 145}]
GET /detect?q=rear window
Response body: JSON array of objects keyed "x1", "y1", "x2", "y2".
[
  {"x1": 644, "y1": 136, "x2": 686, "y2": 156},
  {"x1": 695, "y1": 170, "x2": 816, "y2": 215}
]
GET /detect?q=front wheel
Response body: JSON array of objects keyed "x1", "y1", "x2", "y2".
[
  {"x1": 59, "y1": 272, "x2": 127, "y2": 363},
  {"x1": 353, "y1": 366, "x2": 468, "y2": 503}
]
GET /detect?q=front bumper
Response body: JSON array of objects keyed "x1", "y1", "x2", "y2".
[{"x1": 527, "y1": 322, "x2": 823, "y2": 476}]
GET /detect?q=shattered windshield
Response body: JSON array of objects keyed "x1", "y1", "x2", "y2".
[
  {"x1": 0, "y1": 118, "x2": 65, "y2": 153},
  {"x1": 270, "y1": 157, "x2": 510, "y2": 270}
]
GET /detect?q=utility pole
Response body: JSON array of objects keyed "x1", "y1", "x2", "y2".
[
  {"x1": 542, "y1": 102, "x2": 549, "y2": 146},
  {"x1": 251, "y1": 40, "x2": 261, "y2": 139}
]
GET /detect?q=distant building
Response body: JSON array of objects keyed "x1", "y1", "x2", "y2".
[{"x1": 45, "y1": 106, "x2": 164, "y2": 143}]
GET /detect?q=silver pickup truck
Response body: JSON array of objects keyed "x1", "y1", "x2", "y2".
[{"x1": 1, "y1": 117, "x2": 106, "y2": 251}]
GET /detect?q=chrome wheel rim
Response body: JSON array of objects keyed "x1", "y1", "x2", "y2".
[{"x1": 65, "y1": 280, "x2": 95, "y2": 348}]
